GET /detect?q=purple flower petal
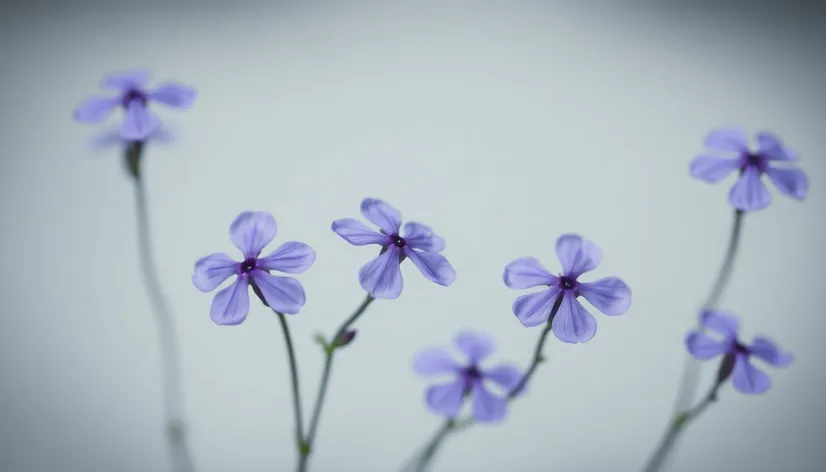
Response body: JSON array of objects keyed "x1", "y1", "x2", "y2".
[
  {"x1": 360, "y1": 198, "x2": 402, "y2": 234},
  {"x1": 512, "y1": 286, "x2": 561, "y2": 327},
  {"x1": 250, "y1": 270, "x2": 306, "y2": 315},
  {"x1": 358, "y1": 246, "x2": 403, "y2": 299},
  {"x1": 689, "y1": 155, "x2": 740, "y2": 183},
  {"x1": 555, "y1": 234, "x2": 602, "y2": 277},
  {"x1": 704, "y1": 127, "x2": 749, "y2": 153},
  {"x1": 331, "y1": 218, "x2": 389, "y2": 246},
  {"x1": 756, "y1": 132, "x2": 798, "y2": 161},
  {"x1": 210, "y1": 277, "x2": 250, "y2": 325},
  {"x1": 192, "y1": 253, "x2": 239, "y2": 292},
  {"x1": 413, "y1": 348, "x2": 459, "y2": 376},
  {"x1": 471, "y1": 381, "x2": 507, "y2": 423},
  {"x1": 73, "y1": 96, "x2": 120, "y2": 122},
  {"x1": 728, "y1": 166, "x2": 771, "y2": 211},
  {"x1": 121, "y1": 101, "x2": 160, "y2": 141},
  {"x1": 765, "y1": 167, "x2": 808, "y2": 200},
  {"x1": 258, "y1": 242, "x2": 316, "y2": 274},
  {"x1": 403, "y1": 248, "x2": 456, "y2": 286},
  {"x1": 748, "y1": 337, "x2": 794, "y2": 367},
  {"x1": 103, "y1": 70, "x2": 150, "y2": 90},
  {"x1": 454, "y1": 331, "x2": 494, "y2": 364},
  {"x1": 403, "y1": 222, "x2": 445, "y2": 252},
  {"x1": 578, "y1": 277, "x2": 631, "y2": 316},
  {"x1": 700, "y1": 310, "x2": 739, "y2": 340},
  {"x1": 425, "y1": 379, "x2": 466, "y2": 417},
  {"x1": 685, "y1": 332, "x2": 729, "y2": 360},
  {"x1": 484, "y1": 364, "x2": 523, "y2": 394},
  {"x1": 229, "y1": 211, "x2": 277, "y2": 258},
  {"x1": 551, "y1": 291, "x2": 597, "y2": 344},
  {"x1": 149, "y1": 83, "x2": 196, "y2": 108},
  {"x1": 731, "y1": 354, "x2": 772, "y2": 394},
  {"x1": 503, "y1": 257, "x2": 558, "y2": 289}
]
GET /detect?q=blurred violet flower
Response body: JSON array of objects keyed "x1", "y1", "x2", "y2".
[
  {"x1": 685, "y1": 310, "x2": 793, "y2": 394},
  {"x1": 331, "y1": 198, "x2": 456, "y2": 299},
  {"x1": 689, "y1": 127, "x2": 808, "y2": 212},
  {"x1": 503, "y1": 234, "x2": 631, "y2": 343},
  {"x1": 413, "y1": 331, "x2": 522, "y2": 423},
  {"x1": 90, "y1": 125, "x2": 176, "y2": 152},
  {"x1": 192, "y1": 211, "x2": 316, "y2": 325},
  {"x1": 74, "y1": 70, "x2": 196, "y2": 141}
]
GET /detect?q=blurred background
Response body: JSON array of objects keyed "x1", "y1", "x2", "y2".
[{"x1": 1, "y1": 1, "x2": 824, "y2": 471}]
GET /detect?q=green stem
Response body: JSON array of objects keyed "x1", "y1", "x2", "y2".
[
  {"x1": 275, "y1": 311, "x2": 307, "y2": 458},
  {"x1": 403, "y1": 298, "x2": 563, "y2": 472},
  {"x1": 297, "y1": 294, "x2": 375, "y2": 472},
  {"x1": 130, "y1": 141, "x2": 196, "y2": 472}
]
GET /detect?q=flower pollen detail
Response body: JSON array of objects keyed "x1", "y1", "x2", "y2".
[{"x1": 503, "y1": 234, "x2": 632, "y2": 344}]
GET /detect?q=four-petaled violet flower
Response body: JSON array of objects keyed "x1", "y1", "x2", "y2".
[
  {"x1": 331, "y1": 198, "x2": 456, "y2": 299},
  {"x1": 689, "y1": 127, "x2": 808, "y2": 212},
  {"x1": 503, "y1": 234, "x2": 631, "y2": 343},
  {"x1": 685, "y1": 310, "x2": 793, "y2": 394},
  {"x1": 413, "y1": 331, "x2": 523, "y2": 423},
  {"x1": 74, "y1": 70, "x2": 196, "y2": 141},
  {"x1": 192, "y1": 211, "x2": 316, "y2": 325}
]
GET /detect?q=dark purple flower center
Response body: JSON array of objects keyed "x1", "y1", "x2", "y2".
[
  {"x1": 240, "y1": 257, "x2": 257, "y2": 274},
  {"x1": 558, "y1": 275, "x2": 579, "y2": 292},
  {"x1": 460, "y1": 365, "x2": 483, "y2": 394},
  {"x1": 733, "y1": 341, "x2": 750, "y2": 356},
  {"x1": 741, "y1": 152, "x2": 767, "y2": 173},
  {"x1": 122, "y1": 88, "x2": 148, "y2": 108},
  {"x1": 390, "y1": 233, "x2": 406, "y2": 248}
]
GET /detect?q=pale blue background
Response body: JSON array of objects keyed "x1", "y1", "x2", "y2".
[{"x1": 1, "y1": 1, "x2": 824, "y2": 471}]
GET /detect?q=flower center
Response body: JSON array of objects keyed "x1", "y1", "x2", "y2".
[
  {"x1": 741, "y1": 152, "x2": 767, "y2": 173},
  {"x1": 122, "y1": 88, "x2": 148, "y2": 107},
  {"x1": 558, "y1": 275, "x2": 578, "y2": 291},
  {"x1": 461, "y1": 365, "x2": 482, "y2": 394},
  {"x1": 390, "y1": 233, "x2": 406, "y2": 248},
  {"x1": 240, "y1": 257, "x2": 257, "y2": 274},
  {"x1": 734, "y1": 342, "x2": 750, "y2": 356}
]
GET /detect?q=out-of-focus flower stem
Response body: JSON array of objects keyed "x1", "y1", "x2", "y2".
[
  {"x1": 402, "y1": 299, "x2": 564, "y2": 472},
  {"x1": 129, "y1": 141, "x2": 197, "y2": 472},
  {"x1": 650, "y1": 208, "x2": 744, "y2": 472},
  {"x1": 297, "y1": 294, "x2": 375, "y2": 472}
]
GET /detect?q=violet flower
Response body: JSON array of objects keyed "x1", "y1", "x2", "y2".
[
  {"x1": 689, "y1": 127, "x2": 808, "y2": 212},
  {"x1": 74, "y1": 70, "x2": 196, "y2": 141},
  {"x1": 192, "y1": 211, "x2": 316, "y2": 325},
  {"x1": 413, "y1": 331, "x2": 522, "y2": 423},
  {"x1": 685, "y1": 310, "x2": 793, "y2": 394},
  {"x1": 503, "y1": 234, "x2": 631, "y2": 343},
  {"x1": 331, "y1": 198, "x2": 456, "y2": 299}
]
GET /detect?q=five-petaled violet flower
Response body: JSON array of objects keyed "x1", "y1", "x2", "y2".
[
  {"x1": 413, "y1": 331, "x2": 523, "y2": 423},
  {"x1": 503, "y1": 234, "x2": 631, "y2": 343},
  {"x1": 689, "y1": 127, "x2": 808, "y2": 212},
  {"x1": 685, "y1": 310, "x2": 793, "y2": 394},
  {"x1": 331, "y1": 198, "x2": 456, "y2": 299},
  {"x1": 74, "y1": 70, "x2": 196, "y2": 141},
  {"x1": 192, "y1": 211, "x2": 316, "y2": 325}
]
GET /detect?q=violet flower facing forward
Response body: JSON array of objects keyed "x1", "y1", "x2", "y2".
[
  {"x1": 74, "y1": 70, "x2": 196, "y2": 141},
  {"x1": 503, "y1": 234, "x2": 631, "y2": 343},
  {"x1": 192, "y1": 211, "x2": 316, "y2": 325},
  {"x1": 685, "y1": 310, "x2": 793, "y2": 394},
  {"x1": 689, "y1": 127, "x2": 808, "y2": 212},
  {"x1": 331, "y1": 198, "x2": 456, "y2": 299},
  {"x1": 413, "y1": 331, "x2": 523, "y2": 423}
]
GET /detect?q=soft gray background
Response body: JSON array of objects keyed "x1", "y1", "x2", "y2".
[{"x1": 1, "y1": 1, "x2": 823, "y2": 471}]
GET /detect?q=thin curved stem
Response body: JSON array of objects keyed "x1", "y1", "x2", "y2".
[
  {"x1": 402, "y1": 298, "x2": 563, "y2": 472},
  {"x1": 129, "y1": 141, "x2": 196, "y2": 472},
  {"x1": 675, "y1": 209, "x2": 744, "y2": 411},
  {"x1": 298, "y1": 294, "x2": 375, "y2": 472},
  {"x1": 275, "y1": 311, "x2": 307, "y2": 456}
]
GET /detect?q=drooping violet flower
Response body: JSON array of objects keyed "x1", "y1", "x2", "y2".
[
  {"x1": 74, "y1": 70, "x2": 196, "y2": 141},
  {"x1": 503, "y1": 234, "x2": 631, "y2": 343},
  {"x1": 192, "y1": 211, "x2": 316, "y2": 325},
  {"x1": 685, "y1": 310, "x2": 793, "y2": 394},
  {"x1": 413, "y1": 331, "x2": 523, "y2": 423},
  {"x1": 689, "y1": 127, "x2": 808, "y2": 212},
  {"x1": 331, "y1": 198, "x2": 456, "y2": 299}
]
